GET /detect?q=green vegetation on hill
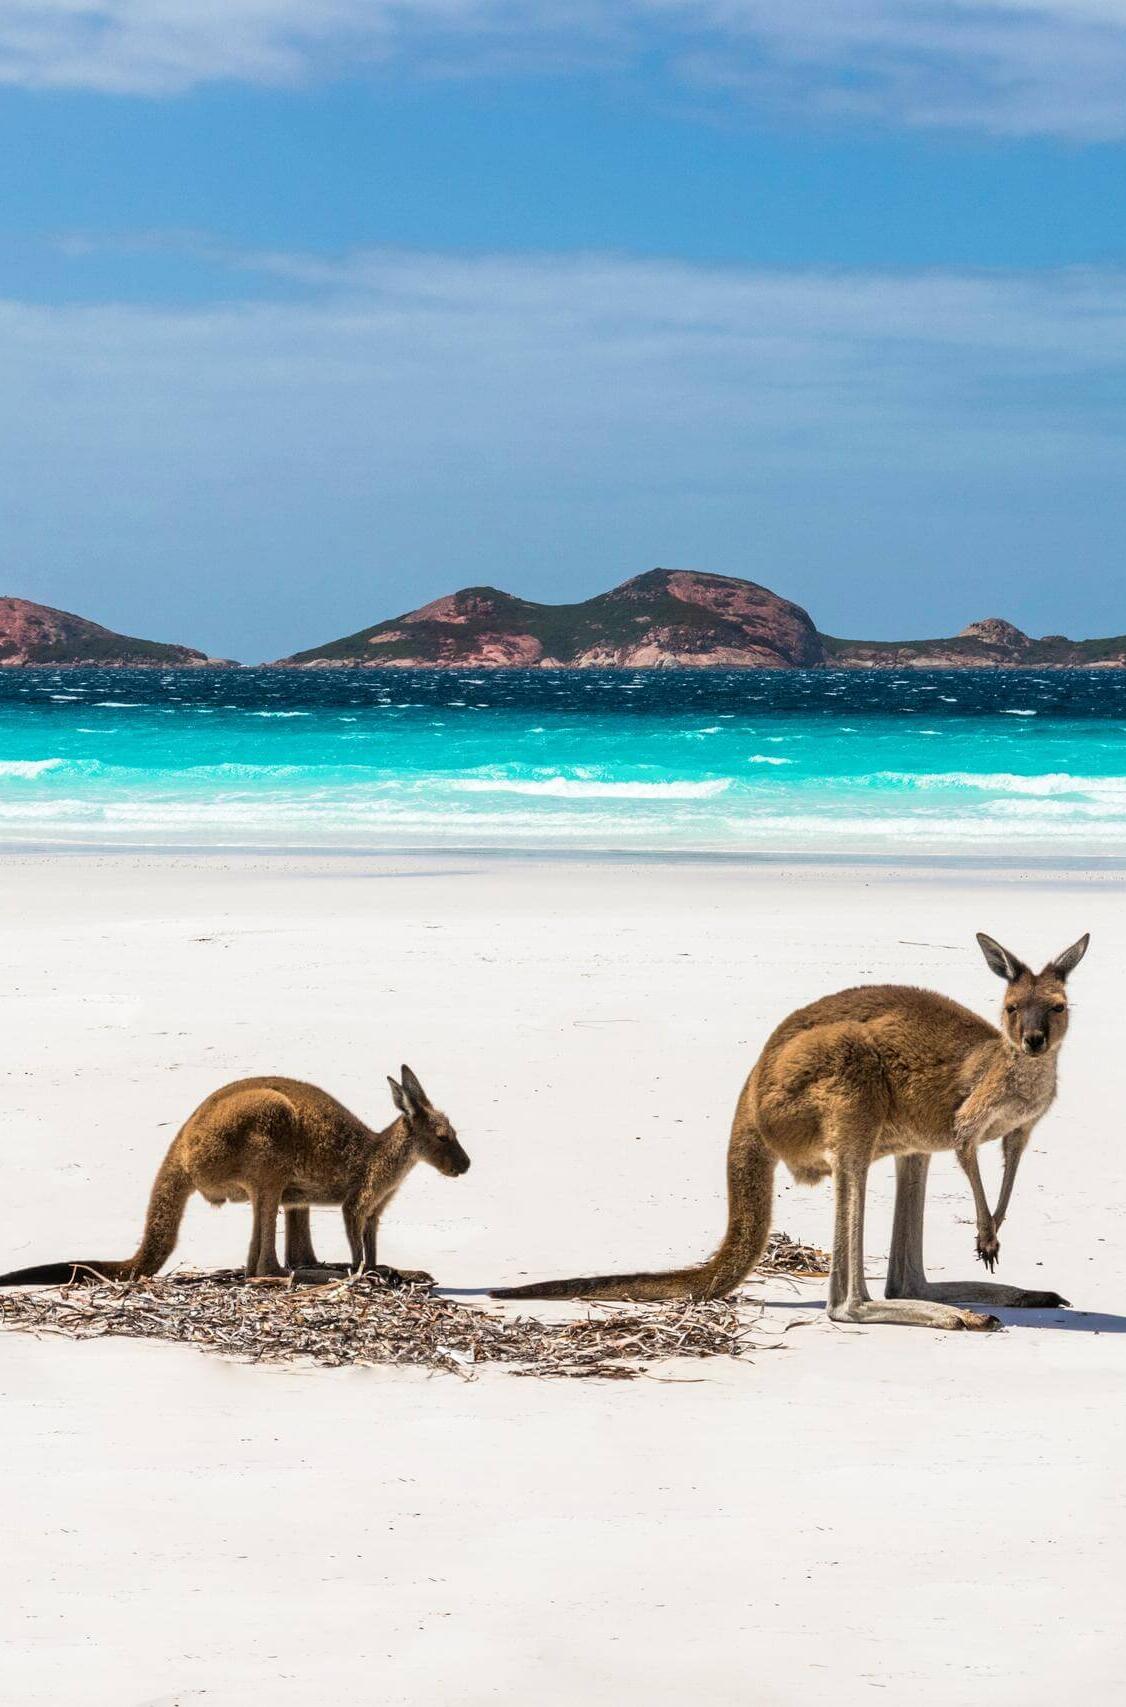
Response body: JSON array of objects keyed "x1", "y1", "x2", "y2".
[
  {"x1": 818, "y1": 633, "x2": 1002, "y2": 663},
  {"x1": 14, "y1": 631, "x2": 199, "y2": 665}
]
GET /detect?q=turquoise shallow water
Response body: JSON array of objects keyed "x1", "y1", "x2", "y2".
[{"x1": 1, "y1": 667, "x2": 1124, "y2": 857}]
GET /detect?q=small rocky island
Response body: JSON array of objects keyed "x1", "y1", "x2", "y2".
[
  {"x1": 0, "y1": 597, "x2": 227, "y2": 668},
  {"x1": 276, "y1": 568, "x2": 1126, "y2": 670}
]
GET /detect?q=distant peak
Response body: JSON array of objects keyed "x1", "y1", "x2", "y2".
[
  {"x1": 617, "y1": 567, "x2": 768, "y2": 594},
  {"x1": 958, "y1": 618, "x2": 1029, "y2": 647},
  {"x1": 402, "y1": 586, "x2": 519, "y2": 625}
]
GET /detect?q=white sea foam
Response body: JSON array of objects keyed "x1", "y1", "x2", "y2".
[
  {"x1": 0, "y1": 794, "x2": 1120, "y2": 854},
  {"x1": 451, "y1": 777, "x2": 731, "y2": 800},
  {"x1": 748, "y1": 755, "x2": 793, "y2": 765},
  {"x1": 985, "y1": 799, "x2": 1096, "y2": 818},
  {"x1": 876, "y1": 770, "x2": 1126, "y2": 798}
]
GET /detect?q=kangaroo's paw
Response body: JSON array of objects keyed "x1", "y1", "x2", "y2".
[{"x1": 976, "y1": 1233, "x2": 1000, "y2": 1272}]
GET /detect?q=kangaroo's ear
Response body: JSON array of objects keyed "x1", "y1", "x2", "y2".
[
  {"x1": 976, "y1": 933, "x2": 1028, "y2": 982},
  {"x1": 1047, "y1": 932, "x2": 1090, "y2": 981},
  {"x1": 400, "y1": 1064, "x2": 430, "y2": 1109},
  {"x1": 388, "y1": 1075, "x2": 418, "y2": 1121}
]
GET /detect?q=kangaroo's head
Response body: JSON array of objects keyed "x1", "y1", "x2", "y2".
[
  {"x1": 388, "y1": 1065, "x2": 470, "y2": 1177},
  {"x1": 976, "y1": 931, "x2": 1090, "y2": 1057}
]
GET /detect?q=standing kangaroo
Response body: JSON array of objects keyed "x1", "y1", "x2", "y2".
[
  {"x1": 0, "y1": 1065, "x2": 469, "y2": 1287},
  {"x1": 493, "y1": 933, "x2": 1089, "y2": 1330}
]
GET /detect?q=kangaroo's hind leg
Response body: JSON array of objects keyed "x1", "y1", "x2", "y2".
[
  {"x1": 247, "y1": 1181, "x2": 286, "y2": 1279},
  {"x1": 284, "y1": 1208, "x2": 320, "y2": 1269},
  {"x1": 827, "y1": 1136, "x2": 997, "y2": 1331},
  {"x1": 886, "y1": 1153, "x2": 1069, "y2": 1310}
]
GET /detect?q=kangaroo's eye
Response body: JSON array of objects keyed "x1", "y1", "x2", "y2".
[
  {"x1": 1005, "y1": 1004, "x2": 1017, "y2": 1015},
  {"x1": 1052, "y1": 1003, "x2": 1066, "y2": 1013}
]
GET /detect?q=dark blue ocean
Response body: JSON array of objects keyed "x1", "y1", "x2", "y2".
[{"x1": 1, "y1": 666, "x2": 1124, "y2": 856}]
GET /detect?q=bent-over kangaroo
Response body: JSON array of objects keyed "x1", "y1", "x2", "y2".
[
  {"x1": 493, "y1": 933, "x2": 1088, "y2": 1330},
  {"x1": 0, "y1": 1065, "x2": 469, "y2": 1286}
]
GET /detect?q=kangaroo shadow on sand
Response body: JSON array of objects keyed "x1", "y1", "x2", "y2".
[
  {"x1": 440, "y1": 1283, "x2": 1126, "y2": 1331},
  {"x1": 761, "y1": 1298, "x2": 1126, "y2": 1334},
  {"x1": 447, "y1": 1287, "x2": 1126, "y2": 1332}
]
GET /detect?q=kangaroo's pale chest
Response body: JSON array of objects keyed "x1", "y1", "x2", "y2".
[{"x1": 978, "y1": 1058, "x2": 1057, "y2": 1143}]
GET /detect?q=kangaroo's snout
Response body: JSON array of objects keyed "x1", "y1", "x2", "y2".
[
  {"x1": 448, "y1": 1146, "x2": 471, "y2": 1177},
  {"x1": 1023, "y1": 1032, "x2": 1047, "y2": 1055}
]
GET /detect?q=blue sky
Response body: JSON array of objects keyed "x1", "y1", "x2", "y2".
[{"x1": 1, "y1": 2, "x2": 1125, "y2": 661}]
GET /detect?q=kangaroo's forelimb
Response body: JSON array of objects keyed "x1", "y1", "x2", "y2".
[
  {"x1": 992, "y1": 1126, "x2": 1031, "y2": 1233},
  {"x1": 954, "y1": 1142, "x2": 1000, "y2": 1271}
]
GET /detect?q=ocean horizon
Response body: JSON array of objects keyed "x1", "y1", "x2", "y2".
[{"x1": 1, "y1": 664, "x2": 1124, "y2": 859}]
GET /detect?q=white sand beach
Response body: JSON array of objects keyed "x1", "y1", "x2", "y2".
[{"x1": 1, "y1": 852, "x2": 1122, "y2": 1706}]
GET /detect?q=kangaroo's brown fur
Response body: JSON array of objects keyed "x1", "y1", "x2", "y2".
[
  {"x1": 0, "y1": 1064, "x2": 469, "y2": 1287},
  {"x1": 493, "y1": 932, "x2": 1089, "y2": 1329}
]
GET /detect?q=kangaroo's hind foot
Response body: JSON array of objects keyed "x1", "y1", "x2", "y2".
[
  {"x1": 891, "y1": 1277, "x2": 1070, "y2": 1310},
  {"x1": 356, "y1": 1263, "x2": 435, "y2": 1289}
]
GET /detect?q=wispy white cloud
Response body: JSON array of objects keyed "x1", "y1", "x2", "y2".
[
  {"x1": 2, "y1": 0, "x2": 1126, "y2": 136},
  {"x1": 677, "y1": 0, "x2": 1126, "y2": 138},
  {"x1": 3, "y1": 246, "x2": 1125, "y2": 656}
]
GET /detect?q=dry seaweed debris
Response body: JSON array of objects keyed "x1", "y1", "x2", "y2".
[
  {"x1": 757, "y1": 1231, "x2": 830, "y2": 1278},
  {"x1": 0, "y1": 1230, "x2": 827, "y2": 1381},
  {"x1": 0, "y1": 1270, "x2": 789, "y2": 1381}
]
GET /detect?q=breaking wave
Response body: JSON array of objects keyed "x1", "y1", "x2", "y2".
[{"x1": 0, "y1": 758, "x2": 67, "y2": 778}]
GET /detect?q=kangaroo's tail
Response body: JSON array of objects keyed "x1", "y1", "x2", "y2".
[
  {"x1": 492, "y1": 1104, "x2": 775, "y2": 1303},
  {"x1": 0, "y1": 1147, "x2": 194, "y2": 1287}
]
